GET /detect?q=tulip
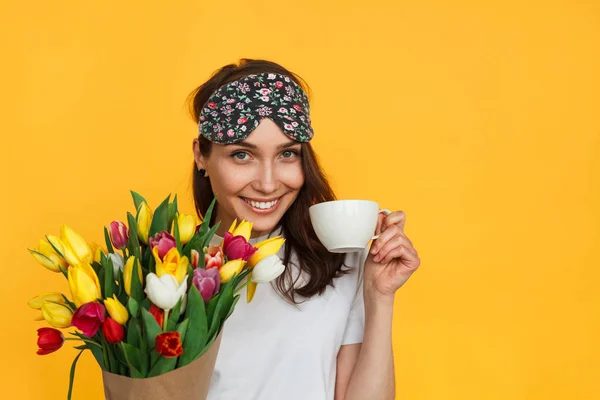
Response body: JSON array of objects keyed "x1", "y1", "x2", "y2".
[
  {"x1": 149, "y1": 231, "x2": 176, "y2": 259},
  {"x1": 176, "y1": 212, "x2": 197, "y2": 244},
  {"x1": 29, "y1": 238, "x2": 69, "y2": 273},
  {"x1": 123, "y1": 256, "x2": 143, "y2": 296},
  {"x1": 59, "y1": 225, "x2": 93, "y2": 266},
  {"x1": 246, "y1": 272, "x2": 258, "y2": 303},
  {"x1": 203, "y1": 246, "x2": 223, "y2": 269},
  {"x1": 72, "y1": 302, "x2": 105, "y2": 337},
  {"x1": 107, "y1": 253, "x2": 125, "y2": 275},
  {"x1": 102, "y1": 317, "x2": 125, "y2": 344},
  {"x1": 192, "y1": 267, "x2": 220, "y2": 302},
  {"x1": 247, "y1": 236, "x2": 285, "y2": 269},
  {"x1": 251, "y1": 254, "x2": 285, "y2": 283},
  {"x1": 137, "y1": 202, "x2": 153, "y2": 244},
  {"x1": 36, "y1": 328, "x2": 65, "y2": 355},
  {"x1": 227, "y1": 219, "x2": 252, "y2": 241},
  {"x1": 223, "y1": 232, "x2": 257, "y2": 261},
  {"x1": 219, "y1": 259, "x2": 245, "y2": 283},
  {"x1": 191, "y1": 249, "x2": 200, "y2": 269},
  {"x1": 104, "y1": 295, "x2": 129, "y2": 325},
  {"x1": 149, "y1": 304, "x2": 164, "y2": 328},
  {"x1": 155, "y1": 331, "x2": 183, "y2": 358},
  {"x1": 28, "y1": 292, "x2": 65, "y2": 310},
  {"x1": 89, "y1": 242, "x2": 104, "y2": 264},
  {"x1": 108, "y1": 221, "x2": 129, "y2": 250},
  {"x1": 68, "y1": 263, "x2": 101, "y2": 307},
  {"x1": 41, "y1": 302, "x2": 73, "y2": 328},
  {"x1": 152, "y1": 246, "x2": 188, "y2": 285},
  {"x1": 144, "y1": 273, "x2": 187, "y2": 312}
]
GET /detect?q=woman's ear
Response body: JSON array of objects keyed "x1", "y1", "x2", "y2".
[{"x1": 192, "y1": 138, "x2": 207, "y2": 173}]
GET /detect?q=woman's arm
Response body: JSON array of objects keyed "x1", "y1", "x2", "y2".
[{"x1": 335, "y1": 297, "x2": 395, "y2": 400}]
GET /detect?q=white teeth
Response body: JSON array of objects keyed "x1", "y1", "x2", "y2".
[{"x1": 243, "y1": 198, "x2": 279, "y2": 210}]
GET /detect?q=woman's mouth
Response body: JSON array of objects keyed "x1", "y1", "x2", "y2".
[{"x1": 240, "y1": 196, "x2": 282, "y2": 214}]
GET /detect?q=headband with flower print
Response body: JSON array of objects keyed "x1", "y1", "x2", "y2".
[{"x1": 198, "y1": 72, "x2": 314, "y2": 144}]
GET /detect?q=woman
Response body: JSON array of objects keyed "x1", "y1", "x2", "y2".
[{"x1": 189, "y1": 59, "x2": 421, "y2": 400}]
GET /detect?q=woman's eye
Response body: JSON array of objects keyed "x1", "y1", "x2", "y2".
[
  {"x1": 281, "y1": 150, "x2": 298, "y2": 158},
  {"x1": 232, "y1": 151, "x2": 249, "y2": 160}
]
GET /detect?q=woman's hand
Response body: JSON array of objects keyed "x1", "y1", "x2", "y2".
[{"x1": 364, "y1": 210, "x2": 421, "y2": 301}]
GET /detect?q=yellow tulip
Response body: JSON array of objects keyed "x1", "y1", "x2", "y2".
[
  {"x1": 28, "y1": 292, "x2": 66, "y2": 309},
  {"x1": 123, "y1": 256, "x2": 143, "y2": 296},
  {"x1": 219, "y1": 259, "x2": 245, "y2": 283},
  {"x1": 60, "y1": 225, "x2": 93, "y2": 266},
  {"x1": 88, "y1": 242, "x2": 104, "y2": 264},
  {"x1": 104, "y1": 295, "x2": 129, "y2": 325},
  {"x1": 176, "y1": 212, "x2": 197, "y2": 244},
  {"x1": 41, "y1": 302, "x2": 73, "y2": 328},
  {"x1": 137, "y1": 202, "x2": 153, "y2": 244},
  {"x1": 153, "y1": 246, "x2": 188, "y2": 284},
  {"x1": 247, "y1": 236, "x2": 285, "y2": 269},
  {"x1": 28, "y1": 239, "x2": 68, "y2": 272},
  {"x1": 246, "y1": 272, "x2": 257, "y2": 303},
  {"x1": 68, "y1": 263, "x2": 101, "y2": 306},
  {"x1": 227, "y1": 219, "x2": 252, "y2": 241}
]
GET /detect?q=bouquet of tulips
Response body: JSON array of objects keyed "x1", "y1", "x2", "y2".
[{"x1": 28, "y1": 191, "x2": 286, "y2": 399}]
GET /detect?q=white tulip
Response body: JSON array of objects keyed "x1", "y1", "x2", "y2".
[
  {"x1": 107, "y1": 253, "x2": 124, "y2": 275},
  {"x1": 144, "y1": 273, "x2": 188, "y2": 311},
  {"x1": 252, "y1": 254, "x2": 285, "y2": 283}
]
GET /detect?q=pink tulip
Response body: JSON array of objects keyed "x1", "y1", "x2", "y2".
[
  {"x1": 204, "y1": 246, "x2": 224, "y2": 269},
  {"x1": 72, "y1": 302, "x2": 106, "y2": 338},
  {"x1": 149, "y1": 231, "x2": 176, "y2": 259},
  {"x1": 192, "y1": 267, "x2": 220, "y2": 302},
  {"x1": 109, "y1": 221, "x2": 129, "y2": 250},
  {"x1": 223, "y1": 232, "x2": 257, "y2": 261}
]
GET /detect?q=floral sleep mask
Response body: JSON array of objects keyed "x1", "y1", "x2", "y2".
[{"x1": 198, "y1": 72, "x2": 314, "y2": 144}]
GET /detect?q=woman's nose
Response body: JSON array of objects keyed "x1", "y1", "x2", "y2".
[{"x1": 252, "y1": 165, "x2": 278, "y2": 194}]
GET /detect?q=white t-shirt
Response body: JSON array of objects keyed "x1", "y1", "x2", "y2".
[{"x1": 206, "y1": 226, "x2": 368, "y2": 400}]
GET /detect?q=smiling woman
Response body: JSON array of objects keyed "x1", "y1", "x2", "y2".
[{"x1": 185, "y1": 59, "x2": 405, "y2": 400}]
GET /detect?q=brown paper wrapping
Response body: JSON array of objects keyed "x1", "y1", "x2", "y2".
[{"x1": 102, "y1": 333, "x2": 222, "y2": 400}]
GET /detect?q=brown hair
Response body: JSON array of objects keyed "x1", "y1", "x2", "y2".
[{"x1": 187, "y1": 59, "x2": 349, "y2": 304}]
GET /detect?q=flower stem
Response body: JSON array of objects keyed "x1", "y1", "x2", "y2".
[
  {"x1": 163, "y1": 309, "x2": 169, "y2": 332},
  {"x1": 234, "y1": 279, "x2": 252, "y2": 294}
]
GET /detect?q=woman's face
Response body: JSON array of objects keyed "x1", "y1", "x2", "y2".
[{"x1": 193, "y1": 119, "x2": 304, "y2": 238}]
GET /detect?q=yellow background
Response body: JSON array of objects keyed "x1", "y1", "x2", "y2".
[{"x1": 1, "y1": 1, "x2": 598, "y2": 399}]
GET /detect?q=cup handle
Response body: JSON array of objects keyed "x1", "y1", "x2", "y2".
[{"x1": 371, "y1": 209, "x2": 392, "y2": 240}]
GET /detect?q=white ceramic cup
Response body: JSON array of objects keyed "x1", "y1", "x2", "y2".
[{"x1": 309, "y1": 199, "x2": 391, "y2": 253}]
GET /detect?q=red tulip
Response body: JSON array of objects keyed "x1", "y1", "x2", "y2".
[
  {"x1": 36, "y1": 328, "x2": 64, "y2": 355},
  {"x1": 155, "y1": 331, "x2": 183, "y2": 358},
  {"x1": 204, "y1": 246, "x2": 223, "y2": 269},
  {"x1": 149, "y1": 231, "x2": 176, "y2": 259},
  {"x1": 149, "y1": 304, "x2": 164, "y2": 328},
  {"x1": 108, "y1": 221, "x2": 129, "y2": 250},
  {"x1": 223, "y1": 232, "x2": 257, "y2": 261},
  {"x1": 72, "y1": 302, "x2": 106, "y2": 337},
  {"x1": 102, "y1": 317, "x2": 124, "y2": 344}
]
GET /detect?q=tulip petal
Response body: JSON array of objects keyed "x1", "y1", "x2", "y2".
[
  {"x1": 61, "y1": 225, "x2": 92, "y2": 265},
  {"x1": 246, "y1": 272, "x2": 257, "y2": 303},
  {"x1": 219, "y1": 259, "x2": 245, "y2": 283},
  {"x1": 247, "y1": 237, "x2": 285, "y2": 268}
]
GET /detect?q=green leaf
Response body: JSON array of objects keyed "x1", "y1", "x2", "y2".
[
  {"x1": 208, "y1": 280, "x2": 234, "y2": 339},
  {"x1": 101, "y1": 336, "x2": 119, "y2": 374},
  {"x1": 225, "y1": 294, "x2": 241, "y2": 320},
  {"x1": 104, "y1": 257, "x2": 115, "y2": 299},
  {"x1": 130, "y1": 190, "x2": 147, "y2": 211},
  {"x1": 67, "y1": 350, "x2": 84, "y2": 400},
  {"x1": 198, "y1": 197, "x2": 217, "y2": 237},
  {"x1": 61, "y1": 294, "x2": 77, "y2": 312},
  {"x1": 121, "y1": 343, "x2": 143, "y2": 377},
  {"x1": 88, "y1": 342, "x2": 105, "y2": 370},
  {"x1": 141, "y1": 307, "x2": 162, "y2": 349},
  {"x1": 104, "y1": 226, "x2": 115, "y2": 254},
  {"x1": 147, "y1": 355, "x2": 177, "y2": 378},
  {"x1": 149, "y1": 194, "x2": 170, "y2": 238},
  {"x1": 201, "y1": 222, "x2": 221, "y2": 250},
  {"x1": 73, "y1": 344, "x2": 87, "y2": 350},
  {"x1": 178, "y1": 285, "x2": 207, "y2": 367},
  {"x1": 126, "y1": 212, "x2": 142, "y2": 261},
  {"x1": 167, "y1": 194, "x2": 178, "y2": 231},
  {"x1": 127, "y1": 317, "x2": 140, "y2": 348},
  {"x1": 127, "y1": 297, "x2": 139, "y2": 318},
  {"x1": 173, "y1": 213, "x2": 182, "y2": 254},
  {"x1": 176, "y1": 318, "x2": 190, "y2": 343},
  {"x1": 44, "y1": 235, "x2": 65, "y2": 258},
  {"x1": 167, "y1": 297, "x2": 182, "y2": 332},
  {"x1": 206, "y1": 293, "x2": 221, "y2": 329},
  {"x1": 182, "y1": 231, "x2": 205, "y2": 260}
]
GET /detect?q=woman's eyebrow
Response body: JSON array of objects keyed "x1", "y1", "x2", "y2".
[{"x1": 227, "y1": 141, "x2": 298, "y2": 150}]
